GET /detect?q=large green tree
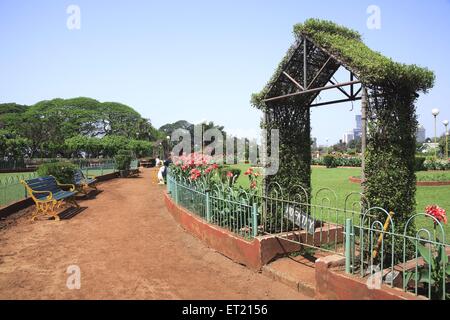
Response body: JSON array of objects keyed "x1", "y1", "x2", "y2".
[{"x1": 0, "y1": 97, "x2": 160, "y2": 158}]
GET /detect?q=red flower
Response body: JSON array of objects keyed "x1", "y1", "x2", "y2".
[
  {"x1": 189, "y1": 168, "x2": 201, "y2": 181},
  {"x1": 250, "y1": 181, "x2": 257, "y2": 189},
  {"x1": 227, "y1": 171, "x2": 234, "y2": 178},
  {"x1": 244, "y1": 167, "x2": 253, "y2": 176},
  {"x1": 425, "y1": 205, "x2": 447, "y2": 225}
]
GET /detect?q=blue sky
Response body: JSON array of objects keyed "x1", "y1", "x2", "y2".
[{"x1": 1, "y1": 0, "x2": 449, "y2": 145}]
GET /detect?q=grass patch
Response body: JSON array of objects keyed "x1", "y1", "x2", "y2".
[{"x1": 416, "y1": 171, "x2": 450, "y2": 182}]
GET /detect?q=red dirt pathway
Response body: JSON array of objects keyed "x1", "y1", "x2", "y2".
[{"x1": 0, "y1": 169, "x2": 310, "y2": 300}]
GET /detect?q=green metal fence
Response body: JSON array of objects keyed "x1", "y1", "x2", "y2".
[
  {"x1": 344, "y1": 210, "x2": 449, "y2": 300},
  {"x1": 74, "y1": 159, "x2": 117, "y2": 178},
  {"x1": 0, "y1": 172, "x2": 38, "y2": 207},
  {"x1": 167, "y1": 172, "x2": 449, "y2": 299},
  {"x1": 167, "y1": 175, "x2": 256, "y2": 239},
  {"x1": 0, "y1": 159, "x2": 27, "y2": 171}
]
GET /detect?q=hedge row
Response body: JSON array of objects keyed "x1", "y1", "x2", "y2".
[{"x1": 312, "y1": 156, "x2": 362, "y2": 168}]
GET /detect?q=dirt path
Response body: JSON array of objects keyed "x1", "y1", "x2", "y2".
[{"x1": 0, "y1": 169, "x2": 310, "y2": 300}]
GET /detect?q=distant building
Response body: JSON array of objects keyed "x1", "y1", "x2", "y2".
[
  {"x1": 353, "y1": 115, "x2": 362, "y2": 139},
  {"x1": 355, "y1": 115, "x2": 362, "y2": 130},
  {"x1": 416, "y1": 125, "x2": 426, "y2": 143},
  {"x1": 342, "y1": 131, "x2": 354, "y2": 144},
  {"x1": 420, "y1": 142, "x2": 438, "y2": 153},
  {"x1": 312, "y1": 137, "x2": 318, "y2": 149},
  {"x1": 342, "y1": 115, "x2": 362, "y2": 144}
]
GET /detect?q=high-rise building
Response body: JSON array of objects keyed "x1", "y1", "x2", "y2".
[
  {"x1": 355, "y1": 115, "x2": 362, "y2": 130},
  {"x1": 416, "y1": 125, "x2": 426, "y2": 143},
  {"x1": 343, "y1": 131, "x2": 354, "y2": 144},
  {"x1": 342, "y1": 115, "x2": 362, "y2": 144},
  {"x1": 353, "y1": 115, "x2": 362, "y2": 140}
]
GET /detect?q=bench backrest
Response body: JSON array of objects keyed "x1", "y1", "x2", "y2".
[
  {"x1": 24, "y1": 176, "x2": 61, "y2": 198},
  {"x1": 130, "y1": 159, "x2": 139, "y2": 170},
  {"x1": 73, "y1": 169, "x2": 86, "y2": 184}
]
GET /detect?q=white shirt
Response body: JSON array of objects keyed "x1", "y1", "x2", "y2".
[{"x1": 157, "y1": 166, "x2": 165, "y2": 180}]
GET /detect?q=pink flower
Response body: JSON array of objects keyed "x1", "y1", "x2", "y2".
[
  {"x1": 250, "y1": 181, "x2": 257, "y2": 189},
  {"x1": 244, "y1": 168, "x2": 253, "y2": 176},
  {"x1": 425, "y1": 205, "x2": 447, "y2": 225},
  {"x1": 226, "y1": 171, "x2": 234, "y2": 178}
]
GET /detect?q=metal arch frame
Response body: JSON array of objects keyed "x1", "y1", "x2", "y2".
[
  {"x1": 261, "y1": 34, "x2": 369, "y2": 193},
  {"x1": 262, "y1": 35, "x2": 363, "y2": 108}
]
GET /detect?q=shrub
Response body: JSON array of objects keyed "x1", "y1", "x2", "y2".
[
  {"x1": 424, "y1": 158, "x2": 450, "y2": 171},
  {"x1": 219, "y1": 166, "x2": 241, "y2": 183},
  {"x1": 323, "y1": 155, "x2": 337, "y2": 168},
  {"x1": 414, "y1": 156, "x2": 426, "y2": 172},
  {"x1": 313, "y1": 156, "x2": 361, "y2": 167},
  {"x1": 37, "y1": 161, "x2": 78, "y2": 184},
  {"x1": 115, "y1": 149, "x2": 133, "y2": 171},
  {"x1": 312, "y1": 158, "x2": 324, "y2": 166}
]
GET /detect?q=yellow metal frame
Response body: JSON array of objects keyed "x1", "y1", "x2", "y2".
[
  {"x1": 76, "y1": 178, "x2": 98, "y2": 195},
  {"x1": 20, "y1": 176, "x2": 79, "y2": 221}
]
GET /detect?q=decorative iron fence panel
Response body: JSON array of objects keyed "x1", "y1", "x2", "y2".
[
  {"x1": 344, "y1": 211, "x2": 449, "y2": 300},
  {"x1": 0, "y1": 172, "x2": 38, "y2": 208},
  {"x1": 167, "y1": 175, "x2": 255, "y2": 239}
]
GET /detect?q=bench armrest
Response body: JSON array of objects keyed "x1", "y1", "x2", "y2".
[
  {"x1": 49, "y1": 175, "x2": 76, "y2": 192},
  {"x1": 20, "y1": 181, "x2": 53, "y2": 201},
  {"x1": 56, "y1": 182, "x2": 76, "y2": 192},
  {"x1": 31, "y1": 190, "x2": 53, "y2": 200}
]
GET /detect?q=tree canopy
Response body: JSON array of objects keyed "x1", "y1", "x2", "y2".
[{"x1": 0, "y1": 97, "x2": 160, "y2": 159}]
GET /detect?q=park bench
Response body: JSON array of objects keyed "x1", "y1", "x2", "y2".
[
  {"x1": 74, "y1": 169, "x2": 98, "y2": 195},
  {"x1": 129, "y1": 159, "x2": 140, "y2": 177},
  {"x1": 21, "y1": 176, "x2": 79, "y2": 221}
]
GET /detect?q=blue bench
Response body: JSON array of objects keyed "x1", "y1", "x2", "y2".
[
  {"x1": 21, "y1": 176, "x2": 79, "y2": 221},
  {"x1": 129, "y1": 159, "x2": 140, "y2": 177},
  {"x1": 74, "y1": 169, "x2": 98, "y2": 195}
]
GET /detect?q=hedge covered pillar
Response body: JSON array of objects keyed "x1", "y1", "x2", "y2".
[
  {"x1": 365, "y1": 86, "x2": 422, "y2": 235},
  {"x1": 263, "y1": 100, "x2": 311, "y2": 199}
]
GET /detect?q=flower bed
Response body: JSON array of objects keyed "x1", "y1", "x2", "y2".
[
  {"x1": 423, "y1": 158, "x2": 450, "y2": 171},
  {"x1": 171, "y1": 153, "x2": 261, "y2": 196}
]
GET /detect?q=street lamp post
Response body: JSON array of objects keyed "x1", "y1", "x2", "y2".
[
  {"x1": 432, "y1": 108, "x2": 440, "y2": 158},
  {"x1": 166, "y1": 135, "x2": 171, "y2": 158},
  {"x1": 443, "y1": 120, "x2": 449, "y2": 159}
]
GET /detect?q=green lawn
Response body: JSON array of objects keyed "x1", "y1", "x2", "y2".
[{"x1": 231, "y1": 164, "x2": 450, "y2": 241}]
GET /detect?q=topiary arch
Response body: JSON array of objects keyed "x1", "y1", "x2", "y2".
[{"x1": 251, "y1": 19, "x2": 435, "y2": 236}]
